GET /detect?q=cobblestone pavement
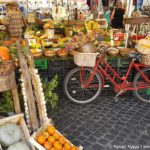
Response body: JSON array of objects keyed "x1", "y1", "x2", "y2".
[{"x1": 48, "y1": 95, "x2": 150, "y2": 150}]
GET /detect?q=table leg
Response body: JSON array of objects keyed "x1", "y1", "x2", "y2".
[{"x1": 11, "y1": 87, "x2": 21, "y2": 114}]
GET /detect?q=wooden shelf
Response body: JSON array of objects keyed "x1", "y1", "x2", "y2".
[{"x1": 124, "y1": 17, "x2": 150, "y2": 24}]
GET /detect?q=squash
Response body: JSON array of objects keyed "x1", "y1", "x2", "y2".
[
  {"x1": 0, "y1": 122, "x2": 22, "y2": 147},
  {"x1": 7, "y1": 141, "x2": 31, "y2": 150},
  {"x1": 0, "y1": 46, "x2": 10, "y2": 61}
]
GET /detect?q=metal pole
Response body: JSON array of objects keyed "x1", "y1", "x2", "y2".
[{"x1": 125, "y1": 0, "x2": 133, "y2": 47}]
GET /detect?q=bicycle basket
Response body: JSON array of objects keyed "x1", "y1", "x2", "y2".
[
  {"x1": 74, "y1": 51, "x2": 99, "y2": 67},
  {"x1": 140, "y1": 54, "x2": 150, "y2": 66}
]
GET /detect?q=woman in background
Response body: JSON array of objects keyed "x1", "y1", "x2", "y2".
[{"x1": 111, "y1": 1, "x2": 124, "y2": 29}]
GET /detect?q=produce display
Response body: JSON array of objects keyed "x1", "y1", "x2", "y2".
[
  {"x1": 85, "y1": 20, "x2": 99, "y2": 31},
  {"x1": 43, "y1": 49, "x2": 56, "y2": 57},
  {"x1": 0, "y1": 46, "x2": 10, "y2": 61},
  {"x1": 30, "y1": 122, "x2": 82, "y2": 150},
  {"x1": 24, "y1": 20, "x2": 148, "y2": 59},
  {"x1": 23, "y1": 20, "x2": 112, "y2": 58}
]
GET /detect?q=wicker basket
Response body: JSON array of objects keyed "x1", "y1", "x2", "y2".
[
  {"x1": 74, "y1": 51, "x2": 99, "y2": 67},
  {"x1": 43, "y1": 50, "x2": 56, "y2": 57},
  {"x1": 0, "y1": 60, "x2": 14, "y2": 76},
  {"x1": 140, "y1": 54, "x2": 150, "y2": 66},
  {"x1": 32, "y1": 52, "x2": 43, "y2": 58},
  {"x1": 57, "y1": 49, "x2": 68, "y2": 58}
]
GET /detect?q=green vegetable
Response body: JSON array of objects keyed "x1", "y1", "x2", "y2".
[
  {"x1": 42, "y1": 75, "x2": 59, "y2": 109},
  {"x1": 104, "y1": 35, "x2": 111, "y2": 41},
  {"x1": 9, "y1": 44, "x2": 18, "y2": 60},
  {"x1": 0, "y1": 91, "x2": 14, "y2": 113}
]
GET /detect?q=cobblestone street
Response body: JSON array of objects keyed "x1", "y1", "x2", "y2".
[{"x1": 48, "y1": 95, "x2": 150, "y2": 150}]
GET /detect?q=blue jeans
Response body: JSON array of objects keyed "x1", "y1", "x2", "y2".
[{"x1": 137, "y1": 0, "x2": 143, "y2": 10}]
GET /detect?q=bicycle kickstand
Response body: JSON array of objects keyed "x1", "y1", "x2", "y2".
[{"x1": 114, "y1": 90, "x2": 123, "y2": 102}]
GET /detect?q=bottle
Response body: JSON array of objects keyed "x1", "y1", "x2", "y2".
[{"x1": 74, "y1": 8, "x2": 78, "y2": 20}]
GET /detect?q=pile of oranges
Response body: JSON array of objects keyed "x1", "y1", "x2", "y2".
[{"x1": 36, "y1": 125, "x2": 77, "y2": 150}]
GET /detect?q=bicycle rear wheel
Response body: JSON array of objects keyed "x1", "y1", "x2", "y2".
[
  {"x1": 133, "y1": 67, "x2": 150, "y2": 103},
  {"x1": 63, "y1": 67, "x2": 102, "y2": 104}
]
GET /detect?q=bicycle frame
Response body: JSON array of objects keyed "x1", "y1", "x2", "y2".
[{"x1": 81, "y1": 55, "x2": 150, "y2": 93}]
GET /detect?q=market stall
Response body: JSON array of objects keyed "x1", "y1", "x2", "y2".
[{"x1": 0, "y1": 0, "x2": 150, "y2": 149}]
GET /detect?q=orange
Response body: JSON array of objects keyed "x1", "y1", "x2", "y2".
[
  {"x1": 62, "y1": 147, "x2": 67, "y2": 150},
  {"x1": 46, "y1": 125, "x2": 56, "y2": 135},
  {"x1": 0, "y1": 46, "x2": 10, "y2": 61},
  {"x1": 21, "y1": 40, "x2": 26, "y2": 46},
  {"x1": 42, "y1": 131, "x2": 50, "y2": 139},
  {"x1": 50, "y1": 148, "x2": 56, "y2": 150},
  {"x1": 36, "y1": 135, "x2": 46, "y2": 145},
  {"x1": 48, "y1": 136, "x2": 55, "y2": 145},
  {"x1": 64, "y1": 142, "x2": 71, "y2": 150},
  {"x1": 54, "y1": 141, "x2": 62, "y2": 150},
  {"x1": 70, "y1": 146, "x2": 77, "y2": 150},
  {"x1": 53, "y1": 132, "x2": 60, "y2": 140},
  {"x1": 59, "y1": 136, "x2": 66, "y2": 145},
  {"x1": 43, "y1": 141, "x2": 52, "y2": 150}
]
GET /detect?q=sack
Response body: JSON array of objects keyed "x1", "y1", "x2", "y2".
[
  {"x1": 137, "y1": 38, "x2": 150, "y2": 55},
  {"x1": 77, "y1": 42, "x2": 97, "y2": 53}
]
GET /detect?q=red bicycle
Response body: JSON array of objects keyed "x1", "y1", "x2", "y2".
[{"x1": 63, "y1": 45, "x2": 150, "y2": 104}]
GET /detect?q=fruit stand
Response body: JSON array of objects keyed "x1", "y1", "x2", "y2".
[{"x1": 0, "y1": 0, "x2": 150, "y2": 149}]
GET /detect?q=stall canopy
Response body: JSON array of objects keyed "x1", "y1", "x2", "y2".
[{"x1": 0, "y1": 0, "x2": 17, "y2": 3}]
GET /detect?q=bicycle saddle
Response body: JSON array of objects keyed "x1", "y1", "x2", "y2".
[{"x1": 128, "y1": 52, "x2": 141, "y2": 59}]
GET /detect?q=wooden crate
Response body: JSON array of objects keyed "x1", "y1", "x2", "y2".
[
  {"x1": 30, "y1": 120, "x2": 83, "y2": 150},
  {"x1": 0, "y1": 114, "x2": 35, "y2": 150}
]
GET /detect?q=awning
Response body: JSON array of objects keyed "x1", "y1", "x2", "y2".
[{"x1": 0, "y1": 0, "x2": 18, "y2": 4}]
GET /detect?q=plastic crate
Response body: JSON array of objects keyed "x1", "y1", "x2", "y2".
[
  {"x1": 38, "y1": 69, "x2": 48, "y2": 82},
  {"x1": 48, "y1": 67, "x2": 64, "y2": 77},
  {"x1": 34, "y1": 59, "x2": 48, "y2": 70}
]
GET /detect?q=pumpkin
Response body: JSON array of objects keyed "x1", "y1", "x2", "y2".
[
  {"x1": 21, "y1": 40, "x2": 26, "y2": 46},
  {"x1": 0, "y1": 122, "x2": 22, "y2": 147},
  {"x1": 0, "y1": 46, "x2": 10, "y2": 61},
  {"x1": 7, "y1": 141, "x2": 31, "y2": 150}
]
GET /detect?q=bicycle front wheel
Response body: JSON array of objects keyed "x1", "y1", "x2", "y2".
[
  {"x1": 63, "y1": 67, "x2": 102, "y2": 104},
  {"x1": 133, "y1": 67, "x2": 150, "y2": 103}
]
